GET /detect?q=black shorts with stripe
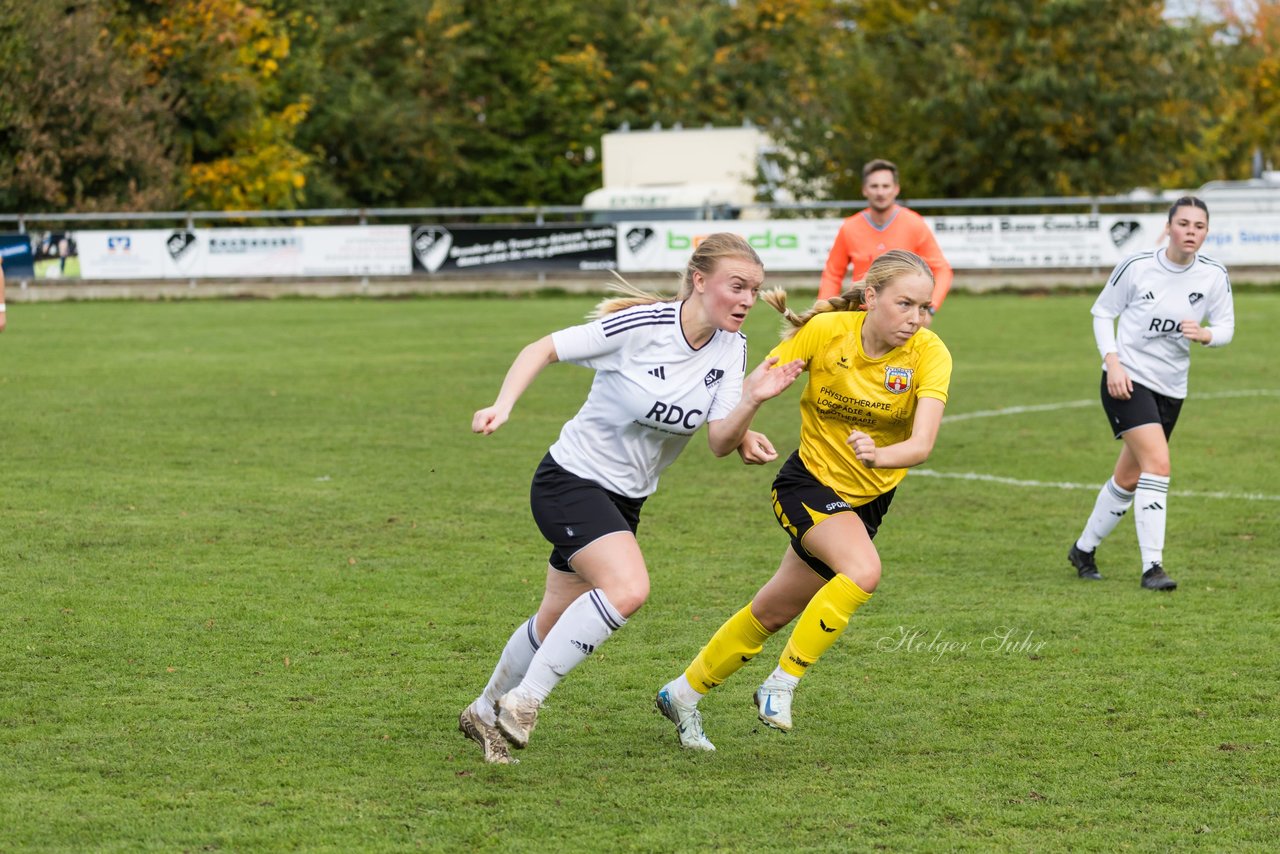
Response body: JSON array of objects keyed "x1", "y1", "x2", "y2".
[
  {"x1": 529, "y1": 453, "x2": 645, "y2": 573},
  {"x1": 1100, "y1": 372, "x2": 1184, "y2": 440},
  {"x1": 770, "y1": 451, "x2": 895, "y2": 581}
]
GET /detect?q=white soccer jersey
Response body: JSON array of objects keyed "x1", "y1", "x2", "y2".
[
  {"x1": 1091, "y1": 249, "x2": 1234, "y2": 399},
  {"x1": 548, "y1": 301, "x2": 747, "y2": 498}
]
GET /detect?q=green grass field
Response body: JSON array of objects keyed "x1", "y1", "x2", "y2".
[{"x1": 2, "y1": 290, "x2": 1277, "y2": 852}]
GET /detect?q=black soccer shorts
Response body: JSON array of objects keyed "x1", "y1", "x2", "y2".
[
  {"x1": 1100, "y1": 372, "x2": 1184, "y2": 440},
  {"x1": 770, "y1": 451, "x2": 895, "y2": 581},
  {"x1": 529, "y1": 453, "x2": 646, "y2": 573}
]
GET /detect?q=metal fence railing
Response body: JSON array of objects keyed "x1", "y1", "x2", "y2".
[{"x1": 0, "y1": 195, "x2": 1170, "y2": 232}]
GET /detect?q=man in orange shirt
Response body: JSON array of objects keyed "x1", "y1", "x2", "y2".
[{"x1": 818, "y1": 159, "x2": 953, "y2": 322}]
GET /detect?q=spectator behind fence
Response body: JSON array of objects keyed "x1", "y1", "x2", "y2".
[{"x1": 818, "y1": 159, "x2": 953, "y2": 323}]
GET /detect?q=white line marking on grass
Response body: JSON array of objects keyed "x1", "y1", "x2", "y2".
[
  {"x1": 932, "y1": 391, "x2": 1280, "y2": 501},
  {"x1": 942, "y1": 389, "x2": 1280, "y2": 424},
  {"x1": 913, "y1": 469, "x2": 1280, "y2": 502}
]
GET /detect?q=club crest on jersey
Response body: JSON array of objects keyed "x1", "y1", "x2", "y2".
[
  {"x1": 884, "y1": 366, "x2": 912, "y2": 394},
  {"x1": 1188, "y1": 292, "x2": 1204, "y2": 305},
  {"x1": 703, "y1": 368, "x2": 725, "y2": 388}
]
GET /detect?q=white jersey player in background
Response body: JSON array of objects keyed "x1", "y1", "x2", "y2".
[
  {"x1": 458, "y1": 233, "x2": 803, "y2": 763},
  {"x1": 1068, "y1": 197, "x2": 1235, "y2": 590}
]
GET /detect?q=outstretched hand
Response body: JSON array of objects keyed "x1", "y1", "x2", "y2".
[
  {"x1": 745, "y1": 356, "x2": 805, "y2": 404},
  {"x1": 736, "y1": 429, "x2": 779, "y2": 465}
]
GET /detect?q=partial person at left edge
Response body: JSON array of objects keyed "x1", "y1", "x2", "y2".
[
  {"x1": 457, "y1": 233, "x2": 804, "y2": 764},
  {"x1": 1, "y1": 254, "x2": 8, "y2": 333}
]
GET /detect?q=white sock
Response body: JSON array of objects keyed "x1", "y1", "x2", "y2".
[
  {"x1": 1135, "y1": 472, "x2": 1170, "y2": 571},
  {"x1": 516, "y1": 589, "x2": 625, "y2": 704},
  {"x1": 1077, "y1": 477, "x2": 1135, "y2": 552},
  {"x1": 662, "y1": 673, "x2": 705, "y2": 707},
  {"x1": 766, "y1": 666, "x2": 800, "y2": 689},
  {"x1": 471, "y1": 616, "x2": 541, "y2": 726}
]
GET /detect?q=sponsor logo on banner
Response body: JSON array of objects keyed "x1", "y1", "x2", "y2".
[
  {"x1": 413, "y1": 226, "x2": 453, "y2": 273},
  {"x1": 76, "y1": 230, "x2": 169, "y2": 279},
  {"x1": 167, "y1": 231, "x2": 197, "y2": 262},
  {"x1": 208, "y1": 235, "x2": 299, "y2": 253},
  {"x1": 1109, "y1": 220, "x2": 1142, "y2": 247},
  {"x1": 928, "y1": 214, "x2": 1170, "y2": 269},
  {"x1": 413, "y1": 224, "x2": 615, "y2": 273},
  {"x1": 617, "y1": 220, "x2": 838, "y2": 273},
  {"x1": 626, "y1": 227, "x2": 656, "y2": 254}
]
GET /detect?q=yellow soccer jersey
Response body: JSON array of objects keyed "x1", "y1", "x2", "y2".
[{"x1": 768, "y1": 311, "x2": 952, "y2": 506}]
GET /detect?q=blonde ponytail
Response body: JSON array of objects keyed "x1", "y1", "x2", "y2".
[
  {"x1": 589, "y1": 232, "x2": 764, "y2": 318},
  {"x1": 766, "y1": 249, "x2": 932, "y2": 339},
  {"x1": 765, "y1": 286, "x2": 867, "y2": 339}
]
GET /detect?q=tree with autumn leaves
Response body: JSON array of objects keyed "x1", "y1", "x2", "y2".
[{"x1": 0, "y1": 0, "x2": 1275, "y2": 213}]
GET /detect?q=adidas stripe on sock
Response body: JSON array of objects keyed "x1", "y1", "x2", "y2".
[
  {"x1": 518, "y1": 589, "x2": 625, "y2": 703},
  {"x1": 1135, "y1": 473, "x2": 1170, "y2": 571},
  {"x1": 474, "y1": 615, "x2": 542, "y2": 725},
  {"x1": 1077, "y1": 476, "x2": 1135, "y2": 552}
]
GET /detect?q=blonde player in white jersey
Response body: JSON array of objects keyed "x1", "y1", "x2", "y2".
[
  {"x1": 1068, "y1": 197, "x2": 1235, "y2": 590},
  {"x1": 458, "y1": 233, "x2": 804, "y2": 763}
]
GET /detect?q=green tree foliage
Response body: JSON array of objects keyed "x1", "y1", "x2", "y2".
[
  {"x1": 288, "y1": 0, "x2": 469, "y2": 207},
  {"x1": 0, "y1": 0, "x2": 179, "y2": 212},
  {"x1": 773, "y1": 0, "x2": 1220, "y2": 200},
  {"x1": 113, "y1": 0, "x2": 316, "y2": 209},
  {"x1": 1169, "y1": 0, "x2": 1280, "y2": 186},
  {"x1": 2, "y1": 0, "x2": 1277, "y2": 211}
]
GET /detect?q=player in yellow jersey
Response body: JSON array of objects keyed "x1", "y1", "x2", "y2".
[{"x1": 656, "y1": 249, "x2": 952, "y2": 750}]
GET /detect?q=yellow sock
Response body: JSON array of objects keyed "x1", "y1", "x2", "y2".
[
  {"x1": 779, "y1": 574, "x2": 872, "y2": 678},
  {"x1": 684, "y1": 604, "x2": 774, "y2": 693}
]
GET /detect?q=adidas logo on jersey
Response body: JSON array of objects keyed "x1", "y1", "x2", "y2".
[
  {"x1": 1140, "y1": 291, "x2": 1155, "y2": 300},
  {"x1": 648, "y1": 366, "x2": 666, "y2": 379}
]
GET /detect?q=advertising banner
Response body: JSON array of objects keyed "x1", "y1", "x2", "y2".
[
  {"x1": 0, "y1": 234, "x2": 36, "y2": 279},
  {"x1": 77, "y1": 226, "x2": 411, "y2": 279},
  {"x1": 617, "y1": 220, "x2": 838, "y2": 273},
  {"x1": 927, "y1": 214, "x2": 1169, "y2": 269},
  {"x1": 298, "y1": 226, "x2": 410, "y2": 276},
  {"x1": 618, "y1": 213, "x2": 1280, "y2": 273},
  {"x1": 77, "y1": 231, "x2": 171, "y2": 279},
  {"x1": 31, "y1": 232, "x2": 81, "y2": 279},
  {"x1": 1200, "y1": 215, "x2": 1280, "y2": 265},
  {"x1": 411, "y1": 224, "x2": 616, "y2": 273},
  {"x1": 190, "y1": 228, "x2": 304, "y2": 277}
]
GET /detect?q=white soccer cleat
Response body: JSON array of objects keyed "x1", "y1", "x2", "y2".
[
  {"x1": 459, "y1": 706, "x2": 519, "y2": 765},
  {"x1": 753, "y1": 676, "x2": 795, "y2": 732},
  {"x1": 655, "y1": 688, "x2": 716, "y2": 752},
  {"x1": 496, "y1": 690, "x2": 540, "y2": 749}
]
